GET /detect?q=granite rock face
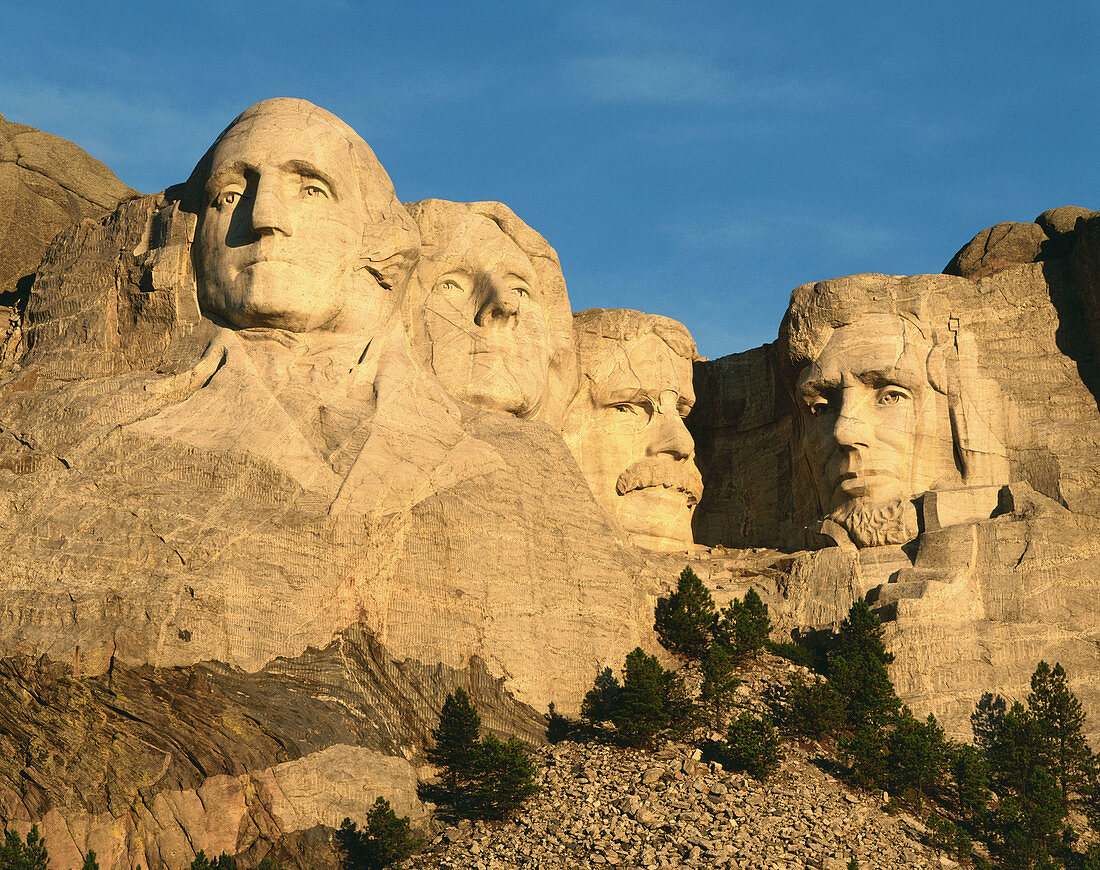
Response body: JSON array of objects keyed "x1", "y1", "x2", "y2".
[
  {"x1": 691, "y1": 211, "x2": 1100, "y2": 743},
  {"x1": 6, "y1": 96, "x2": 1100, "y2": 868},
  {"x1": 0, "y1": 113, "x2": 135, "y2": 367},
  {"x1": 0, "y1": 101, "x2": 658, "y2": 869}
]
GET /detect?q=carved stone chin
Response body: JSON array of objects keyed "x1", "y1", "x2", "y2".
[{"x1": 828, "y1": 496, "x2": 920, "y2": 549}]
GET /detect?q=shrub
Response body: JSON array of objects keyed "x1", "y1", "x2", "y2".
[
  {"x1": 654, "y1": 567, "x2": 716, "y2": 660},
  {"x1": 335, "y1": 798, "x2": 422, "y2": 870},
  {"x1": 421, "y1": 689, "x2": 539, "y2": 820},
  {"x1": 783, "y1": 678, "x2": 847, "y2": 740},
  {"x1": 714, "y1": 588, "x2": 771, "y2": 661},
  {"x1": 883, "y1": 711, "x2": 948, "y2": 806},
  {"x1": 711, "y1": 712, "x2": 782, "y2": 780},
  {"x1": 700, "y1": 642, "x2": 741, "y2": 727}
]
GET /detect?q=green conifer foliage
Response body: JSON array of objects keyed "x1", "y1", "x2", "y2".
[
  {"x1": 713, "y1": 713, "x2": 782, "y2": 780},
  {"x1": 422, "y1": 689, "x2": 539, "y2": 820},
  {"x1": 0, "y1": 827, "x2": 49, "y2": 870},
  {"x1": 470, "y1": 735, "x2": 540, "y2": 820},
  {"x1": 971, "y1": 692, "x2": 1008, "y2": 751},
  {"x1": 654, "y1": 567, "x2": 716, "y2": 660},
  {"x1": 884, "y1": 711, "x2": 948, "y2": 806},
  {"x1": 336, "y1": 798, "x2": 423, "y2": 870},
  {"x1": 715, "y1": 587, "x2": 771, "y2": 661},
  {"x1": 1028, "y1": 661, "x2": 1092, "y2": 811},
  {"x1": 827, "y1": 600, "x2": 899, "y2": 729},
  {"x1": 700, "y1": 642, "x2": 740, "y2": 726},
  {"x1": 580, "y1": 667, "x2": 621, "y2": 725},
  {"x1": 612, "y1": 648, "x2": 671, "y2": 747},
  {"x1": 427, "y1": 688, "x2": 481, "y2": 795}
]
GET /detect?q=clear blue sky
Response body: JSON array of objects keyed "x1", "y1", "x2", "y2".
[{"x1": 3, "y1": 0, "x2": 1096, "y2": 360}]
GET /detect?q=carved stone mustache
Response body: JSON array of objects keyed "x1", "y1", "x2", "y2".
[{"x1": 616, "y1": 456, "x2": 704, "y2": 505}]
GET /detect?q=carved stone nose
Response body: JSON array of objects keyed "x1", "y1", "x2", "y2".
[{"x1": 474, "y1": 274, "x2": 520, "y2": 326}]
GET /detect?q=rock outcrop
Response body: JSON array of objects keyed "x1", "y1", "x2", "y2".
[
  {"x1": 0, "y1": 112, "x2": 135, "y2": 367},
  {"x1": 4, "y1": 95, "x2": 1100, "y2": 870}
]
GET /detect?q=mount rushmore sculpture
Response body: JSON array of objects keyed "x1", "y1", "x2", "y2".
[{"x1": 1, "y1": 98, "x2": 1099, "y2": 868}]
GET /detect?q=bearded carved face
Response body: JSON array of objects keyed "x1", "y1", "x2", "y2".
[
  {"x1": 794, "y1": 315, "x2": 958, "y2": 546},
  {"x1": 564, "y1": 331, "x2": 702, "y2": 551}
]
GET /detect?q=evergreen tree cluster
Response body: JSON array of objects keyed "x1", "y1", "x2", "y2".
[
  {"x1": 580, "y1": 648, "x2": 696, "y2": 748},
  {"x1": 335, "y1": 799, "x2": 422, "y2": 870},
  {"x1": 773, "y1": 597, "x2": 1100, "y2": 870},
  {"x1": 420, "y1": 688, "x2": 539, "y2": 821}
]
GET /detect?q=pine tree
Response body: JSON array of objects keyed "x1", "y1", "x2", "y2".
[
  {"x1": 612, "y1": 648, "x2": 670, "y2": 747},
  {"x1": 0, "y1": 827, "x2": 49, "y2": 870},
  {"x1": 580, "y1": 667, "x2": 621, "y2": 725},
  {"x1": 948, "y1": 742, "x2": 990, "y2": 825},
  {"x1": 827, "y1": 599, "x2": 899, "y2": 729},
  {"x1": 1028, "y1": 661, "x2": 1091, "y2": 810},
  {"x1": 715, "y1": 587, "x2": 771, "y2": 661},
  {"x1": 700, "y1": 642, "x2": 741, "y2": 726},
  {"x1": 654, "y1": 567, "x2": 716, "y2": 660},
  {"x1": 80, "y1": 852, "x2": 99, "y2": 870},
  {"x1": 427, "y1": 688, "x2": 481, "y2": 795},
  {"x1": 335, "y1": 798, "x2": 422, "y2": 870},
  {"x1": 714, "y1": 713, "x2": 782, "y2": 780},
  {"x1": 971, "y1": 692, "x2": 1008, "y2": 751},
  {"x1": 470, "y1": 735, "x2": 540, "y2": 820},
  {"x1": 884, "y1": 711, "x2": 948, "y2": 806}
]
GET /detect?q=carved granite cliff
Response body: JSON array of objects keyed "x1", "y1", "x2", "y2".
[
  {"x1": 5, "y1": 96, "x2": 1100, "y2": 868},
  {"x1": 0, "y1": 100, "x2": 656, "y2": 869}
]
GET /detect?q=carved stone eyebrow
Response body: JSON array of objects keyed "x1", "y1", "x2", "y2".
[
  {"x1": 203, "y1": 161, "x2": 251, "y2": 201},
  {"x1": 282, "y1": 159, "x2": 340, "y2": 198}
]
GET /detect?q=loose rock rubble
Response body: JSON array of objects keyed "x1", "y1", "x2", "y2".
[{"x1": 408, "y1": 737, "x2": 955, "y2": 869}]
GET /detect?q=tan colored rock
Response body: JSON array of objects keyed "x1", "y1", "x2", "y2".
[
  {"x1": 944, "y1": 221, "x2": 1048, "y2": 279},
  {"x1": 0, "y1": 112, "x2": 135, "y2": 367},
  {"x1": 779, "y1": 274, "x2": 1009, "y2": 549},
  {"x1": 563, "y1": 309, "x2": 702, "y2": 552},
  {"x1": 405, "y1": 199, "x2": 577, "y2": 427},
  {"x1": 0, "y1": 101, "x2": 657, "y2": 868}
]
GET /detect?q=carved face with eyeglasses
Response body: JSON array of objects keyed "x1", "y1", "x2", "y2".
[{"x1": 414, "y1": 209, "x2": 551, "y2": 418}]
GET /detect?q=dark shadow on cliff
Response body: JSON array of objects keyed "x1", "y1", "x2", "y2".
[{"x1": 1046, "y1": 251, "x2": 1100, "y2": 413}]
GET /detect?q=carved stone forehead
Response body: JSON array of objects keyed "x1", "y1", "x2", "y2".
[
  {"x1": 573, "y1": 308, "x2": 699, "y2": 373},
  {"x1": 779, "y1": 273, "x2": 950, "y2": 375},
  {"x1": 187, "y1": 98, "x2": 402, "y2": 222}
]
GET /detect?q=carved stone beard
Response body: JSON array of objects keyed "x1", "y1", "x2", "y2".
[{"x1": 828, "y1": 496, "x2": 919, "y2": 548}]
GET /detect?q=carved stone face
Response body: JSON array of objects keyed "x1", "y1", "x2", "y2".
[
  {"x1": 194, "y1": 109, "x2": 367, "y2": 332},
  {"x1": 419, "y1": 213, "x2": 550, "y2": 417},
  {"x1": 564, "y1": 331, "x2": 702, "y2": 551},
  {"x1": 795, "y1": 315, "x2": 956, "y2": 517}
]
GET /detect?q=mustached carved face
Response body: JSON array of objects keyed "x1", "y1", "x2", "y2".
[{"x1": 564, "y1": 332, "x2": 701, "y2": 551}]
